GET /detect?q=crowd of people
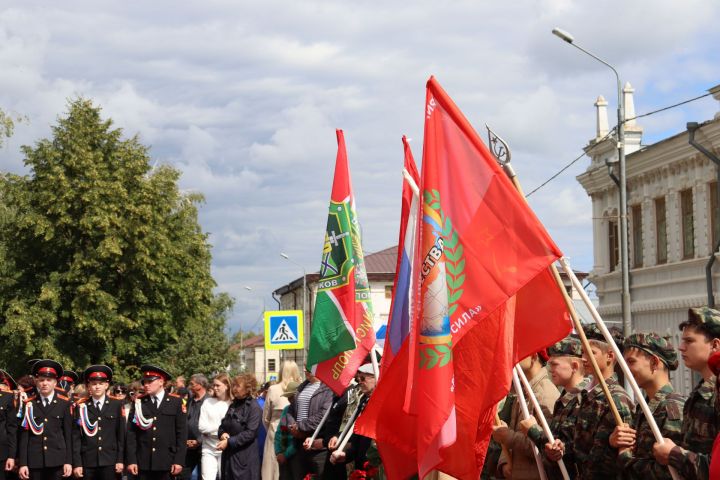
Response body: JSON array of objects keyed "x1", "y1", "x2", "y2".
[
  {"x1": 0, "y1": 357, "x2": 379, "y2": 480},
  {"x1": 2, "y1": 306, "x2": 720, "y2": 480},
  {"x1": 485, "y1": 306, "x2": 720, "y2": 480}
]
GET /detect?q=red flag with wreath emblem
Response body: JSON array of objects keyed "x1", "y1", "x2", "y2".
[{"x1": 356, "y1": 77, "x2": 571, "y2": 479}]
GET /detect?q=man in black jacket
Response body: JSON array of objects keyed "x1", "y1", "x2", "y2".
[
  {"x1": 0, "y1": 370, "x2": 18, "y2": 480},
  {"x1": 72, "y1": 365, "x2": 125, "y2": 480},
  {"x1": 17, "y1": 359, "x2": 73, "y2": 480},
  {"x1": 126, "y1": 365, "x2": 187, "y2": 480}
]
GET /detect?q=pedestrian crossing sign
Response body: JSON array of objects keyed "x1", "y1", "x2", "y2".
[{"x1": 264, "y1": 310, "x2": 304, "y2": 350}]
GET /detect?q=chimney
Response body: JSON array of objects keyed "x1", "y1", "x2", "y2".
[
  {"x1": 595, "y1": 95, "x2": 609, "y2": 139},
  {"x1": 623, "y1": 82, "x2": 637, "y2": 127}
]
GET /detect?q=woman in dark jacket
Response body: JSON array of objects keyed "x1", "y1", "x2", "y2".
[{"x1": 217, "y1": 374, "x2": 262, "y2": 480}]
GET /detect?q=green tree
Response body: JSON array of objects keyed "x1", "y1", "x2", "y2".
[{"x1": 0, "y1": 98, "x2": 231, "y2": 382}]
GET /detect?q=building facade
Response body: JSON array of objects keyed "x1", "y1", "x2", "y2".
[{"x1": 577, "y1": 83, "x2": 720, "y2": 395}]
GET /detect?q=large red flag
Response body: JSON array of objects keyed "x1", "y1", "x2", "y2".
[{"x1": 356, "y1": 77, "x2": 571, "y2": 479}]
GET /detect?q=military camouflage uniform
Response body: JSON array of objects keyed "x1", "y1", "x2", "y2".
[
  {"x1": 617, "y1": 332, "x2": 684, "y2": 479},
  {"x1": 573, "y1": 373, "x2": 634, "y2": 479},
  {"x1": 526, "y1": 336, "x2": 588, "y2": 479},
  {"x1": 667, "y1": 377, "x2": 717, "y2": 480},
  {"x1": 527, "y1": 377, "x2": 590, "y2": 479},
  {"x1": 618, "y1": 383, "x2": 684, "y2": 479}
]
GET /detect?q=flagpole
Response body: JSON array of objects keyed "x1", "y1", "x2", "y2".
[
  {"x1": 511, "y1": 369, "x2": 549, "y2": 480},
  {"x1": 558, "y1": 258, "x2": 681, "y2": 480},
  {"x1": 486, "y1": 126, "x2": 624, "y2": 427},
  {"x1": 514, "y1": 366, "x2": 570, "y2": 480}
]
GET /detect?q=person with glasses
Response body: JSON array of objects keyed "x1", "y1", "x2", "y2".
[
  {"x1": 126, "y1": 365, "x2": 187, "y2": 480},
  {"x1": 198, "y1": 374, "x2": 231, "y2": 480}
]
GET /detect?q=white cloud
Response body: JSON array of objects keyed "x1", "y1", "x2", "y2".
[{"x1": 0, "y1": 0, "x2": 719, "y2": 331}]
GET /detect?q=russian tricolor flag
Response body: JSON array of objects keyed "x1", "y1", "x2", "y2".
[{"x1": 381, "y1": 136, "x2": 420, "y2": 375}]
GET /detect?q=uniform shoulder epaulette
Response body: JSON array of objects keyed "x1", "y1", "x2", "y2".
[
  {"x1": 22, "y1": 386, "x2": 34, "y2": 393},
  {"x1": 57, "y1": 394, "x2": 70, "y2": 401},
  {"x1": 75, "y1": 397, "x2": 89, "y2": 404},
  {"x1": 107, "y1": 394, "x2": 122, "y2": 401},
  {"x1": 25, "y1": 395, "x2": 36, "y2": 403},
  {"x1": 169, "y1": 392, "x2": 182, "y2": 398},
  {"x1": 54, "y1": 386, "x2": 66, "y2": 393}
]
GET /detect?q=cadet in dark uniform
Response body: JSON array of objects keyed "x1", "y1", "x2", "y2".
[
  {"x1": 17, "y1": 360, "x2": 73, "y2": 480},
  {"x1": 126, "y1": 365, "x2": 187, "y2": 480},
  {"x1": 58, "y1": 372, "x2": 78, "y2": 397},
  {"x1": 0, "y1": 370, "x2": 18, "y2": 480},
  {"x1": 72, "y1": 366, "x2": 125, "y2": 480}
]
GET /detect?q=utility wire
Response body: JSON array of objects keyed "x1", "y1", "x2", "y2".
[{"x1": 526, "y1": 91, "x2": 714, "y2": 197}]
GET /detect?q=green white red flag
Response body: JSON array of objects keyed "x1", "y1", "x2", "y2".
[{"x1": 307, "y1": 129, "x2": 376, "y2": 395}]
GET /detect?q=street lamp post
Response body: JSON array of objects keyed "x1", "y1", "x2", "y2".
[
  {"x1": 281, "y1": 253, "x2": 307, "y2": 371},
  {"x1": 552, "y1": 28, "x2": 631, "y2": 338}
]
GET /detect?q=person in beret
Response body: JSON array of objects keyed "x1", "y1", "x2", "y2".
[
  {"x1": 71, "y1": 365, "x2": 125, "y2": 480},
  {"x1": 653, "y1": 307, "x2": 720, "y2": 479},
  {"x1": 519, "y1": 335, "x2": 588, "y2": 478},
  {"x1": 609, "y1": 333, "x2": 684, "y2": 479},
  {"x1": 126, "y1": 365, "x2": 187, "y2": 480},
  {"x1": 0, "y1": 370, "x2": 18, "y2": 480},
  {"x1": 17, "y1": 359, "x2": 73, "y2": 480}
]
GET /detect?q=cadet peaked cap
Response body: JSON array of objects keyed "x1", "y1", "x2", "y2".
[
  {"x1": 548, "y1": 335, "x2": 583, "y2": 358},
  {"x1": 624, "y1": 332, "x2": 679, "y2": 371},
  {"x1": 583, "y1": 324, "x2": 624, "y2": 349},
  {"x1": 687, "y1": 307, "x2": 720, "y2": 337},
  {"x1": 60, "y1": 370, "x2": 79, "y2": 385},
  {"x1": 0, "y1": 369, "x2": 17, "y2": 390},
  {"x1": 32, "y1": 359, "x2": 64, "y2": 379},
  {"x1": 140, "y1": 364, "x2": 171, "y2": 382},
  {"x1": 83, "y1": 365, "x2": 113, "y2": 383}
]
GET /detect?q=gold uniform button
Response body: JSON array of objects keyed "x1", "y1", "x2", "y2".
[
  {"x1": 98, "y1": 437, "x2": 102, "y2": 441},
  {"x1": 43, "y1": 446, "x2": 47, "y2": 450},
  {"x1": 44, "y1": 418, "x2": 48, "y2": 422},
  {"x1": 98, "y1": 446, "x2": 102, "y2": 451},
  {"x1": 43, "y1": 437, "x2": 47, "y2": 441},
  {"x1": 152, "y1": 448, "x2": 156, "y2": 452},
  {"x1": 153, "y1": 427, "x2": 157, "y2": 431},
  {"x1": 98, "y1": 427, "x2": 102, "y2": 431}
]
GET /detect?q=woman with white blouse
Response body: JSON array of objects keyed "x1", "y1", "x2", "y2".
[
  {"x1": 260, "y1": 361, "x2": 301, "y2": 480},
  {"x1": 198, "y1": 373, "x2": 232, "y2": 480}
]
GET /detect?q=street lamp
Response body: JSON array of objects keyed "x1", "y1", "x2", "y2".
[
  {"x1": 552, "y1": 27, "x2": 631, "y2": 338},
  {"x1": 280, "y1": 252, "x2": 307, "y2": 370}
]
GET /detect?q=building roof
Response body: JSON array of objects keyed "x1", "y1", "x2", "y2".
[{"x1": 229, "y1": 334, "x2": 265, "y2": 351}]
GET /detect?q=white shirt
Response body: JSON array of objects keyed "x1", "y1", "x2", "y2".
[
  {"x1": 40, "y1": 393, "x2": 54, "y2": 406},
  {"x1": 198, "y1": 397, "x2": 231, "y2": 453},
  {"x1": 91, "y1": 395, "x2": 106, "y2": 411},
  {"x1": 152, "y1": 389, "x2": 165, "y2": 406}
]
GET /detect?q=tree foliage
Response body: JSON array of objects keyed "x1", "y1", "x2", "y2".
[{"x1": 0, "y1": 99, "x2": 232, "y2": 382}]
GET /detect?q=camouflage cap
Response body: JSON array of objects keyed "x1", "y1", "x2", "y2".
[
  {"x1": 687, "y1": 307, "x2": 720, "y2": 337},
  {"x1": 547, "y1": 335, "x2": 583, "y2": 358},
  {"x1": 624, "y1": 332, "x2": 679, "y2": 371},
  {"x1": 583, "y1": 323, "x2": 624, "y2": 350}
]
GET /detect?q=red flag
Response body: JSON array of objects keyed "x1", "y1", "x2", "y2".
[{"x1": 356, "y1": 77, "x2": 571, "y2": 479}]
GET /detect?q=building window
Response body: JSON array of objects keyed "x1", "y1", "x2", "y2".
[
  {"x1": 681, "y1": 189, "x2": 695, "y2": 259},
  {"x1": 385, "y1": 285, "x2": 393, "y2": 299},
  {"x1": 710, "y1": 181, "x2": 719, "y2": 251},
  {"x1": 631, "y1": 205, "x2": 643, "y2": 268},
  {"x1": 268, "y1": 359, "x2": 276, "y2": 372},
  {"x1": 608, "y1": 219, "x2": 618, "y2": 272},
  {"x1": 655, "y1": 197, "x2": 667, "y2": 264}
]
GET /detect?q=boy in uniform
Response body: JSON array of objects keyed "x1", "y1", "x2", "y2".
[{"x1": 72, "y1": 365, "x2": 125, "y2": 480}]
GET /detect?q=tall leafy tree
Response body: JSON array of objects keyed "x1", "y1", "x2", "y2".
[{"x1": 0, "y1": 99, "x2": 231, "y2": 381}]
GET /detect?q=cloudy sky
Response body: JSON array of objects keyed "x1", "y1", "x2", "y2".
[{"x1": 1, "y1": 1, "x2": 719, "y2": 333}]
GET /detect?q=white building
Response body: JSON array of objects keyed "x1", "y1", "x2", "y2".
[
  {"x1": 577, "y1": 83, "x2": 720, "y2": 395},
  {"x1": 230, "y1": 334, "x2": 282, "y2": 383}
]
